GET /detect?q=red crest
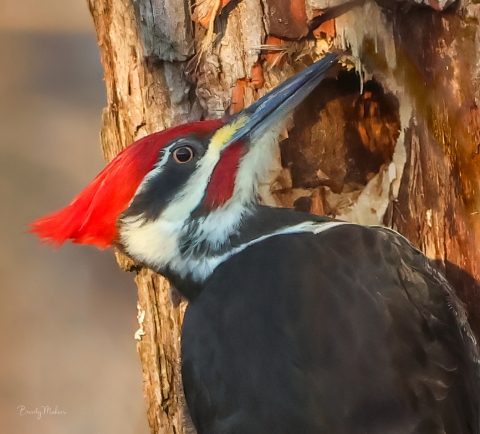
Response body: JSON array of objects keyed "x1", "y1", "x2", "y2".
[{"x1": 29, "y1": 120, "x2": 223, "y2": 248}]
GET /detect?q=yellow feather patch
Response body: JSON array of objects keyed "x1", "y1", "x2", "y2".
[{"x1": 209, "y1": 115, "x2": 249, "y2": 151}]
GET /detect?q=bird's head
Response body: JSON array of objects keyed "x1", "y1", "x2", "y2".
[{"x1": 30, "y1": 54, "x2": 337, "y2": 278}]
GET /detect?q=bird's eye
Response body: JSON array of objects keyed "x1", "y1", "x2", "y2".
[{"x1": 173, "y1": 146, "x2": 194, "y2": 163}]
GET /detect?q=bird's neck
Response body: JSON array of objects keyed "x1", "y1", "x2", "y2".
[
  {"x1": 121, "y1": 201, "x2": 335, "y2": 300},
  {"x1": 162, "y1": 201, "x2": 255, "y2": 285},
  {"x1": 149, "y1": 205, "x2": 335, "y2": 300}
]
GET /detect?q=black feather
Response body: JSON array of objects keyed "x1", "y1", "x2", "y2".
[{"x1": 180, "y1": 208, "x2": 480, "y2": 434}]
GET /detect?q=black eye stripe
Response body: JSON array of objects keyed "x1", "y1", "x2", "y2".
[{"x1": 123, "y1": 133, "x2": 209, "y2": 222}]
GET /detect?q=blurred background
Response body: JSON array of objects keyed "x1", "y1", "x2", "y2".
[{"x1": 0, "y1": 0, "x2": 149, "y2": 432}]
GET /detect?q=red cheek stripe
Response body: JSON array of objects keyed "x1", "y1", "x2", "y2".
[{"x1": 204, "y1": 142, "x2": 246, "y2": 210}]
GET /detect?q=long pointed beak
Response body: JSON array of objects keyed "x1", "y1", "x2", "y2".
[{"x1": 212, "y1": 53, "x2": 338, "y2": 150}]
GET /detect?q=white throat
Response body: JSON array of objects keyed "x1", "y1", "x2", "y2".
[{"x1": 119, "y1": 201, "x2": 251, "y2": 281}]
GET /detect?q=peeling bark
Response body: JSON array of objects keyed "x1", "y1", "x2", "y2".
[
  {"x1": 87, "y1": 1, "x2": 200, "y2": 431},
  {"x1": 86, "y1": 0, "x2": 480, "y2": 432}
]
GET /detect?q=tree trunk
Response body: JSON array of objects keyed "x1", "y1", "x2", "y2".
[{"x1": 86, "y1": 0, "x2": 480, "y2": 432}]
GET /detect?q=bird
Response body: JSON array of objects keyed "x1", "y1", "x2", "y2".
[{"x1": 30, "y1": 53, "x2": 480, "y2": 434}]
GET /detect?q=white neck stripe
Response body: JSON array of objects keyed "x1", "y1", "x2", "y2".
[
  {"x1": 230, "y1": 220, "x2": 351, "y2": 256},
  {"x1": 187, "y1": 221, "x2": 353, "y2": 282}
]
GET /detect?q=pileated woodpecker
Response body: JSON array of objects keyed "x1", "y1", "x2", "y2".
[{"x1": 31, "y1": 54, "x2": 479, "y2": 434}]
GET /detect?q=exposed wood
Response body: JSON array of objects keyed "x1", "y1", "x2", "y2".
[
  {"x1": 264, "y1": 0, "x2": 309, "y2": 39},
  {"x1": 86, "y1": 0, "x2": 480, "y2": 432},
  {"x1": 379, "y1": 5, "x2": 480, "y2": 336}
]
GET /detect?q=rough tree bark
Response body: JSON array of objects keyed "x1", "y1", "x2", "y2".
[{"x1": 86, "y1": 0, "x2": 480, "y2": 432}]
